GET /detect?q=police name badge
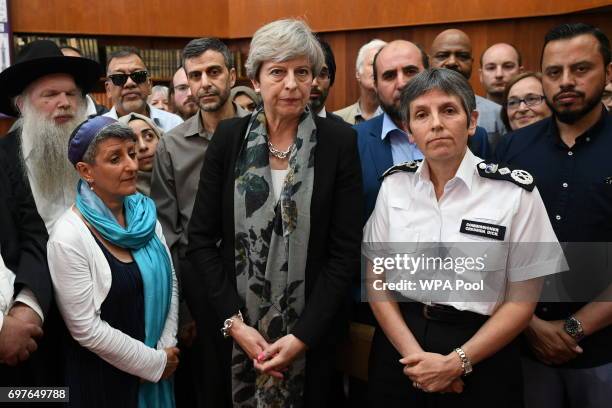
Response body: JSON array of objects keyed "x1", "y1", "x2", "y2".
[{"x1": 460, "y1": 219, "x2": 506, "y2": 241}]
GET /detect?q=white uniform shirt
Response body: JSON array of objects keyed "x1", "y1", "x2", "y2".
[{"x1": 363, "y1": 149, "x2": 566, "y2": 316}]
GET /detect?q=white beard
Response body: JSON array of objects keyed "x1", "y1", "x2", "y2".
[{"x1": 19, "y1": 98, "x2": 88, "y2": 200}]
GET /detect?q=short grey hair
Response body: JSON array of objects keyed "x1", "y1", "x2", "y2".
[
  {"x1": 400, "y1": 68, "x2": 476, "y2": 124},
  {"x1": 150, "y1": 85, "x2": 169, "y2": 98},
  {"x1": 81, "y1": 123, "x2": 136, "y2": 164},
  {"x1": 356, "y1": 39, "x2": 387, "y2": 74},
  {"x1": 245, "y1": 19, "x2": 324, "y2": 80}
]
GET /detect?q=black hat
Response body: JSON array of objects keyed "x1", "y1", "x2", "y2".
[{"x1": 0, "y1": 40, "x2": 102, "y2": 116}]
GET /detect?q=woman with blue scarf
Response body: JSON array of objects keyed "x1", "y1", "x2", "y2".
[{"x1": 47, "y1": 116, "x2": 179, "y2": 407}]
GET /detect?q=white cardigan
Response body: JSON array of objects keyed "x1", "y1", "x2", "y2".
[{"x1": 47, "y1": 208, "x2": 178, "y2": 383}]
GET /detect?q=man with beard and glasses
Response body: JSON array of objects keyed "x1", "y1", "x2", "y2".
[
  {"x1": 103, "y1": 48, "x2": 183, "y2": 132},
  {"x1": 150, "y1": 37, "x2": 249, "y2": 408},
  {"x1": 169, "y1": 66, "x2": 198, "y2": 120},
  {"x1": 0, "y1": 40, "x2": 99, "y2": 232},
  {"x1": 310, "y1": 39, "x2": 345, "y2": 123},
  {"x1": 0, "y1": 38, "x2": 100, "y2": 388},
  {"x1": 496, "y1": 23, "x2": 612, "y2": 408},
  {"x1": 430, "y1": 29, "x2": 507, "y2": 151}
]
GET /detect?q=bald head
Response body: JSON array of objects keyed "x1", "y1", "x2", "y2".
[
  {"x1": 430, "y1": 29, "x2": 473, "y2": 79},
  {"x1": 373, "y1": 40, "x2": 428, "y2": 125},
  {"x1": 479, "y1": 43, "x2": 523, "y2": 103}
]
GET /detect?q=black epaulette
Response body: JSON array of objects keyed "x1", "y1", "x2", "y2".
[
  {"x1": 379, "y1": 160, "x2": 422, "y2": 181},
  {"x1": 476, "y1": 161, "x2": 535, "y2": 191}
]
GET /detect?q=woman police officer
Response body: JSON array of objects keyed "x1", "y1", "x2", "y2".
[{"x1": 363, "y1": 68, "x2": 566, "y2": 407}]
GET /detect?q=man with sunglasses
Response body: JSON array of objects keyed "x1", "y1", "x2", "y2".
[{"x1": 103, "y1": 47, "x2": 183, "y2": 132}]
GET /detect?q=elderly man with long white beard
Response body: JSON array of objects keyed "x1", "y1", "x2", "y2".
[{"x1": 0, "y1": 40, "x2": 101, "y2": 232}]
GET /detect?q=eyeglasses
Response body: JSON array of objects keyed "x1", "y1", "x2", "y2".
[
  {"x1": 107, "y1": 70, "x2": 149, "y2": 87},
  {"x1": 506, "y1": 94, "x2": 545, "y2": 110},
  {"x1": 173, "y1": 84, "x2": 190, "y2": 93}
]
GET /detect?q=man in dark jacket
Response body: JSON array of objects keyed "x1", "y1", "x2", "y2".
[{"x1": 0, "y1": 148, "x2": 51, "y2": 386}]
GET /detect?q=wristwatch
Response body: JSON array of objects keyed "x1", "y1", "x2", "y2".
[
  {"x1": 563, "y1": 315, "x2": 585, "y2": 342},
  {"x1": 221, "y1": 310, "x2": 243, "y2": 338},
  {"x1": 454, "y1": 347, "x2": 472, "y2": 376}
]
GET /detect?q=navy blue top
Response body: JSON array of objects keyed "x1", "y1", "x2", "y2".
[
  {"x1": 496, "y1": 108, "x2": 612, "y2": 368},
  {"x1": 64, "y1": 234, "x2": 145, "y2": 407}
]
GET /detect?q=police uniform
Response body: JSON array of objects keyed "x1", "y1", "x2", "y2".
[{"x1": 363, "y1": 149, "x2": 566, "y2": 408}]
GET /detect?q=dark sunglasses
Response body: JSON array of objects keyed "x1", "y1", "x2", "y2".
[{"x1": 108, "y1": 70, "x2": 149, "y2": 87}]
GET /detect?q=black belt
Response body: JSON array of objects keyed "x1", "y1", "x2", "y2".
[{"x1": 420, "y1": 303, "x2": 488, "y2": 324}]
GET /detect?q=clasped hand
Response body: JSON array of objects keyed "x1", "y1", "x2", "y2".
[
  {"x1": 230, "y1": 320, "x2": 306, "y2": 380},
  {"x1": 524, "y1": 317, "x2": 582, "y2": 365},
  {"x1": 400, "y1": 352, "x2": 464, "y2": 394},
  {"x1": 0, "y1": 304, "x2": 43, "y2": 366}
]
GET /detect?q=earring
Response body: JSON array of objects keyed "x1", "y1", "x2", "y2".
[{"x1": 88, "y1": 180, "x2": 95, "y2": 191}]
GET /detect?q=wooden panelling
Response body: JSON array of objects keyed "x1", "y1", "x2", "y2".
[
  {"x1": 10, "y1": 0, "x2": 611, "y2": 39},
  {"x1": 228, "y1": 0, "x2": 612, "y2": 39},
  {"x1": 8, "y1": 1, "x2": 612, "y2": 111},
  {"x1": 9, "y1": 0, "x2": 229, "y2": 38},
  {"x1": 322, "y1": 11, "x2": 612, "y2": 111}
]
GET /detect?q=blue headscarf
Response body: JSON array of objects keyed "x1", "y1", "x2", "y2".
[{"x1": 76, "y1": 180, "x2": 174, "y2": 408}]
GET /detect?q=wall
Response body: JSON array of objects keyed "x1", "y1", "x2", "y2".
[
  {"x1": 9, "y1": 1, "x2": 612, "y2": 110},
  {"x1": 320, "y1": 11, "x2": 612, "y2": 111}
]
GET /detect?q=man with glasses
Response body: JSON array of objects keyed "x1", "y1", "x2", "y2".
[
  {"x1": 310, "y1": 39, "x2": 345, "y2": 123},
  {"x1": 430, "y1": 29, "x2": 507, "y2": 151},
  {"x1": 169, "y1": 66, "x2": 198, "y2": 120},
  {"x1": 150, "y1": 38, "x2": 249, "y2": 408},
  {"x1": 103, "y1": 47, "x2": 183, "y2": 131}
]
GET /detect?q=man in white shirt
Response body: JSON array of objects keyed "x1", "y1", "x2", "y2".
[
  {"x1": 0, "y1": 40, "x2": 101, "y2": 233},
  {"x1": 335, "y1": 39, "x2": 386, "y2": 125},
  {"x1": 103, "y1": 48, "x2": 183, "y2": 132}
]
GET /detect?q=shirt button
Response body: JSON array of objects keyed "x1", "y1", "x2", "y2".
[
  {"x1": 555, "y1": 215, "x2": 562, "y2": 221},
  {"x1": 562, "y1": 182, "x2": 568, "y2": 188},
  {"x1": 568, "y1": 151, "x2": 574, "y2": 156},
  {"x1": 542, "y1": 307, "x2": 548, "y2": 313},
  {"x1": 586, "y1": 137, "x2": 591, "y2": 142}
]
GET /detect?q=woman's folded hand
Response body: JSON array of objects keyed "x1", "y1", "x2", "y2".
[
  {"x1": 400, "y1": 351, "x2": 464, "y2": 393},
  {"x1": 253, "y1": 334, "x2": 307, "y2": 379}
]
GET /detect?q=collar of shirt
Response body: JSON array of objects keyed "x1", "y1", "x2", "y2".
[
  {"x1": 355, "y1": 102, "x2": 382, "y2": 121},
  {"x1": 415, "y1": 148, "x2": 476, "y2": 193},
  {"x1": 185, "y1": 102, "x2": 250, "y2": 140},
  {"x1": 381, "y1": 112, "x2": 405, "y2": 141},
  {"x1": 317, "y1": 106, "x2": 327, "y2": 118},
  {"x1": 546, "y1": 105, "x2": 608, "y2": 149},
  {"x1": 381, "y1": 113, "x2": 424, "y2": 163}
]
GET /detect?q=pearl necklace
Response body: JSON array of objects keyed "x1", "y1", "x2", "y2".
[{"x1": 267, "y1": 141, "x2": 293, "y2": 159}]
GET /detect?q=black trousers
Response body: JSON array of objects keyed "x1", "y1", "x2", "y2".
[{"x1": 368, "y1": 302, "x2": 524, "y2": 408}]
